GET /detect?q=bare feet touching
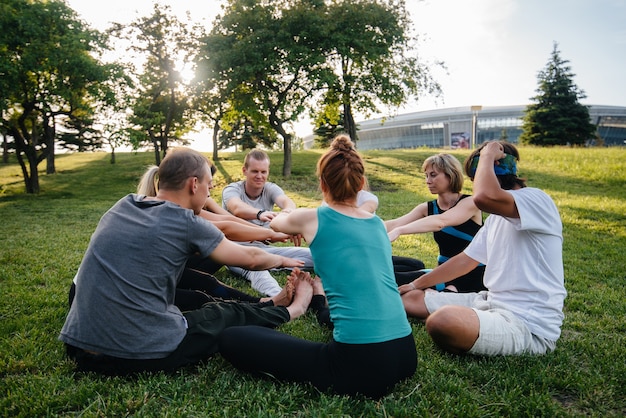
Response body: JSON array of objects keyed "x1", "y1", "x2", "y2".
[
  {"x1": 266, "y1": 275, "x2": 296, "y2": 307},
  {"x1": 285, "y1": 267, "x2": 314, "y2": 321}
]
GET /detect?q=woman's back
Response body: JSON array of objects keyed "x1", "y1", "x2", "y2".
[{"x1": 310, "y1": 206, "x2": 411, "y2": 344}]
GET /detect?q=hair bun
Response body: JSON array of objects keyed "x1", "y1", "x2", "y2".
[{"x1": 331, "y1": 134, "x2": 355, "y2": 152}]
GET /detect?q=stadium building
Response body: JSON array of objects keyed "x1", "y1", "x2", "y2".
[{"x1": 307, "y1": 105, "x2": 626, "y2": 150}]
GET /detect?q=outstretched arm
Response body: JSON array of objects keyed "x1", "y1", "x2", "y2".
[
  {"x1": 209, "y1": 238, "x2": 304, "y2": 270},
  {"x1": 398, "y1": 252, "x2": 479, "y2": 294},
  {"x1": 203, "y1": 197, "x2": 231, "y2": 216},
  {"x1": 199, "y1": 210, "x2": 289, "y2": 242},
  {"x1": 388, "y1": 198, "x2": 480, "y2": 242},
  {"x1": 274, "y1": 194, "x2": 297, "y2": 212},
  {"x1": 384, "y1": 202, "x2": 428, "y2": 232},
  {"x1": 223, "y1": 196, "x2": 264, "y2": 221},
  {"x1": 270, "y1": 208, "x2": 318, "y2": 244}
]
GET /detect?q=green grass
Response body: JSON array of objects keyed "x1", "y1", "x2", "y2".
[{"x1": 1, "y1": 146, "x2": 625, "y2": 417}]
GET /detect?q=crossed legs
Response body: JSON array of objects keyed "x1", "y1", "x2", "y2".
[{"x1": 402, "y1": 289, "x2": 479, "y2": 354}]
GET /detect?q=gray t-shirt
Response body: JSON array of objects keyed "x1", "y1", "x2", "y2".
[
  {"x1": 59, "y1": 194, "x2": 224, "y2": 359},
  {"x1": 222, "y1": 180, "x2": 285, "y2": 227}
]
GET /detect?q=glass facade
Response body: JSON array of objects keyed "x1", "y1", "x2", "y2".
[
  {"x1": 341, "y1": 105, "x2": 626, "y2": 150},
  {"x1": 595, "y1": 116, "x2": 626, "y2": 146}
]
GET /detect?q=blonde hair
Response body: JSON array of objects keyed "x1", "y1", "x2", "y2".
[
  {"x1": 422, "y1": 153, "x2": 464, "y2": 193},
  {"x1": 244, "y1": 149, "x2": 270, "y2": 168},
  {"x1": 135, "y1": 148, "x2": 211, "y2": 195},
  {"x1": 137, "y1": 166, "x2": 159, "y2": 196}
]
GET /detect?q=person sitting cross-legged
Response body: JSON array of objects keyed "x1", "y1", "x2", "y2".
[
  {"x1": 398, "y1": 141, "x2": 566, "y2": 356},
  {"x1": 221, "y1": 149, "x2": 314, "y2": 296}
]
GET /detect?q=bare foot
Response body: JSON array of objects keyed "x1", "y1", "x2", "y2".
[
  {"x1": 312, "y1": 276, "x2": 325, "y2": 297},
  {"x1": 267, "y1": 275, "x2": 295, "y2": 307},
  {"x1": 286, "y1": 267, "x2": 314, "y2": 321}
]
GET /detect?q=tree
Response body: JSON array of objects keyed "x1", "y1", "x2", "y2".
[
  {"x1": 324, "y1": 0, "x2": 442, "y2": 144},
  {"x1": 520, "y1": 42, "x2": 596, "y2": 146},
  {"x1": 201, "y1": 0, "x2": 441, "y2": 174},
  {"x1": 192, "y1": 21, "x2": 233, "y2": 162},
  {"x1": 312, "y1": 91, "x2": 344, "y2": 148},
  {"x1": 109, "y1": 4, "x2": 198, "y2": 165},
  {"x1": 202, "y1": 0, "x2": 331, "y2": 176},
  {"x1": 0, "y1": 0, "x2": 119, "y2": 193}
]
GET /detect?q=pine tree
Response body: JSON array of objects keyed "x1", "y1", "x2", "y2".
[{"x1": 520, "y1": 43, "x2": 596, "y2": 146}]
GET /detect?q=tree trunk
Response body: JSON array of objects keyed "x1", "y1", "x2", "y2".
[
  {"x1": 2, "y1": 133, "x2": 8, "y2": 164},
  {"x1": 267, "y1": 112, "x2": 293, "y2": 177},
  {"x1": 343, "y1": 102, "x2": 358, "y2": 146},
  {"x1": 150, "y1": 132, "x2": 161, "y2": 165},
  {"x1": 44, "y1": 114, "x2": 56, "y2": 174},
  {"x1": 282, "y1": 133, "x2": 292, "y2": 178},
  {"x1": 212, "y1": 120, "x2": 220, "y2": 162},
  {"x1": 29, "y1": 151, "x2": 40, "y2": 194},
  {"x1": 46, "y1": 148, "x2": 55, "y2": 174},
  {"x1": 15, "y1": 144, "x2": 40, "y2": 194}
]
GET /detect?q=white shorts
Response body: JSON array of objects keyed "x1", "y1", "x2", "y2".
[{"x1": 424, "y1": 291, "x2": 556, "y2": 356}]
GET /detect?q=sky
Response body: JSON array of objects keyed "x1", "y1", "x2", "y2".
[{"x1": 66, "y1": 0, "x2": 626, "y2": 141}]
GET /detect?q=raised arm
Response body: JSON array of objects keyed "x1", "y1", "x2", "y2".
[{"x1": 472, "y1": 142, "x2": 519, "y2": 218}]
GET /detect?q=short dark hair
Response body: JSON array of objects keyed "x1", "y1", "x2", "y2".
[{"x1": 464, "y1": 141, "x2": 526, "y2": 189}]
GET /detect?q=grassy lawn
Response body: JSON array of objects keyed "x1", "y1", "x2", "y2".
[{"x1": 1, "y1": 146, "x2": 625, "y2": 417}]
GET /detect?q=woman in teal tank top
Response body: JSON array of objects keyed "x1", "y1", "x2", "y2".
[{"x1": 218, "y1": 135, "x2": 417, "y2": 398}]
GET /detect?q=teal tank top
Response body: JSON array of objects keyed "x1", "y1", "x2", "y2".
[{"x1": 310, "y1": 206, "x2": 412, "y2": 344}]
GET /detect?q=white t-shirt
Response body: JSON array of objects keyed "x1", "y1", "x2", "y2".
[
  {"x1": 222, "y1": 180, "x2": 285, "y2": 227},
  {"x1": 464, "y1": 187, "x2": 566, "y2": 341}
]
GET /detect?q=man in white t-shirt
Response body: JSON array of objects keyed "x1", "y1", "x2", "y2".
[
  {"x1": 221, "y1": 150, "x2": 314, "y2": 296},
  {"x1": 398, "y1": 141, "x2": 566, "y2": 356}
]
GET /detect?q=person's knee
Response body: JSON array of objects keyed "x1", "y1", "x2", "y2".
[
  {"x1": 425, "y1": 307, "x2": 455, "y2": 336},
  {"x1": 402, "y1": 290, "x2": 428, "y2": 318},
  {"x1": 425, "y1": 307, "x2": 478, "y2": 354}
]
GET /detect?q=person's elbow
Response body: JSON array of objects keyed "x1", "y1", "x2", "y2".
[
  {"x1": 472, "y1": 192, "x2": 498, "y2": 212},
  {"x1": 431, "y1": 218, "x2": 447, "y2": 231},
  {"x1": 240, "y1": 248, "x2": 268, "y2": 270}
]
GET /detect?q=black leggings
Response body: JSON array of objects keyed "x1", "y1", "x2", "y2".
[
  {"x1": 176, "y1": 268, "x2": 261, "y2": 311},
  {"x1": 310, "y1": 295, "x2": 333, "y2": 328},
  {"x1": 219, "y1": 326, "x2": 417, "y2": 398},
  {"x1": 392, "y1": 255, "x2": 426, "y2": 285},
  {"x1": 392, "y1": 256, "x2": 486, "y2": 292},
  {"x1": 66, "y1": 301, "x2": 288, "y2": 376}
]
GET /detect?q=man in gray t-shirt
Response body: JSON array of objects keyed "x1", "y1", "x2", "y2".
[
  {"x1": 221, "y1": 149, "x2": 314, "y2": 296},
  {"x1": 58, "y1": 148, "x2": 312, "y2": 375}
]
